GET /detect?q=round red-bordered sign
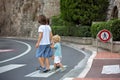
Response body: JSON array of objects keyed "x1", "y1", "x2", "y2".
[{"x1": 98, "y1": 29, "x2": 111, "y2": 43}]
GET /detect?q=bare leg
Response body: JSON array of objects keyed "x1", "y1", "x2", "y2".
[
  {"x1": 54, "y1": 63, "x2": 57, "y2": 69},
  {"x1": 38, "y1": 57, "x2": 45, "y2": 68},
  {"x1": 51, "y1": 55, "x2": 54, "y2": 60},
  {"x1": 45, "y1": 58, "x2": 50, "y2": 70},
  {"x1": 58, "y1": 63, "x2": 63, "y2": 68}
]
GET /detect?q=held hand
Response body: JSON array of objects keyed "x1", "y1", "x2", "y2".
[
  {"x1": 50, "y1": 43, "x2": 54, "y2": 48},
  {"x1": 35, "y1": 43, "x2": 39, "y2": 48}
]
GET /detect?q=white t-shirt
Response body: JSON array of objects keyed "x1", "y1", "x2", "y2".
[{"x1": 38, "y1": 25, "x2": 51, "y2": 45}]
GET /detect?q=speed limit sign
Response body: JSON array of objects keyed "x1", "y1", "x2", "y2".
[{"x1": 98, "y1": 29, "x2": 111, "y2": 43}]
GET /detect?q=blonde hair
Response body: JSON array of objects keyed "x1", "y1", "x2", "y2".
[{"x1": 52, "y1": 35, "x2": 61, "y2": 42}]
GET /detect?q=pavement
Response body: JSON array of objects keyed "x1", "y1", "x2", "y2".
[
  {"x1": 62, "y1": 42, "x2": 120, "y2": 80},
  {"x1": 2, "y1": 37, "x2": 120, "y2": 80}
]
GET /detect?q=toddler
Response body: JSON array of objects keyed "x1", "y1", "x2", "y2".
[{"x1": 51, "y1": 35, "x2": 65, "y2": 72}]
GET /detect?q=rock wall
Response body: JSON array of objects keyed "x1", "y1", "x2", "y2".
[
  {"x1": 107, "y1": 0, "x2": 120, "y2": 20},
  {"x1": 0, "y1": 0, "x2": 60, "y2": 37},
  {"x1": 0, "y1": 0, "x2": 119, "y2": 37}
]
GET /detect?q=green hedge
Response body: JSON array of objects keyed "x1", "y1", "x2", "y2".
[
  {"x1": 60, "y1": 0, "x2": 109, "y2": 25},
  {"x1": 52, "y1": 26, "x2": 69, "y2": 36},
  {"x1": 73, "y1": 26, "x2": 91, "y2": 37},
  {"x1": 111, "y1": 20, "x2": 120, "y2": 41},
  {"x1": 91, "y1": 19, "x2": 120, "y2": 41},
  {"x1": 51, "y1": 25, "x2": 91, "y2": 37},
  {"x1": 51, "y1": 16, "x2": 65, "y2": 26},
  {"x1": 51, "y1": 15, "x2": 91, "y2": 37}
]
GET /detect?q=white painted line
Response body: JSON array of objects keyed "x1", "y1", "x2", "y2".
[
  {"x1": 0, "y1": 40, "x2": 31, "y2": 63},
  {"x1": 63, "y1": 78, "x2": 73, "y2": 80},
  {"x1": 102, "y1": 65, "x2": 120, "y2": 74},
  {"x1": 62, "y1": 42, "x2": 97, "y2": 78},
  {"x1": 78, "y1": 51, "x2": 97, "y2": 78},
  {"x1": 0, "y1": 64, "x2": 26, "y2": 74},
  {"x1": 25, "y1": 65, "x2": 67, "y2": 78},
  {"x1": 0, "y1": 49, "x2": 14, "y2": 52},
  {"x1": 25, "y1": 70, "x2": 56, "y2": 77}
]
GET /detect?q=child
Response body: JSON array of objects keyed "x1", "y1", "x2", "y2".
[
  {"x1": 51, "y1": 35, "x2": 65, "y2": 72},
  {"x1": 35, "y1": 15, "x2": 53, "y2": 73}
]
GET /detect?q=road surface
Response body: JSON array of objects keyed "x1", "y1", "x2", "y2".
[{"x1": 0, "y1": 38, "x2": 86, "y2": 80}]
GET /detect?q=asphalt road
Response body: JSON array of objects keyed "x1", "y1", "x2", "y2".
[{"x1": 0, "y1": 38, "x2": 85, "y2": 80}]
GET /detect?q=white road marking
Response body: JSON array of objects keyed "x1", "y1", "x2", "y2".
[
  {"x1": 63, "y1": 78, "x2": 73, "y2": 80},
  {"x1": 102, "y1": 65, "x2": 120, "y2": 74},
  {"x1": 0, "y1": 40, "x2": 31, "y2": 63},
  {"x1": 25, "y1": 65, "x2": 67, "y2": 78},
  {"x1": 78, "y1": 51, "x2": 97, "y2": 78},
  {"x1": 0, "y1": 64, "x2": 26, "y2": 74},
  {"x1": 0, "y1": 49, "x2": 14, "y2": 52}
]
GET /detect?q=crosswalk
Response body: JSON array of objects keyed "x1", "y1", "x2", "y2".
[
  {"x1": 0, "y1": 64, "x2": 67, "y2": 78},
  {"x1": 1, "y1": 64, "x2": 120, "y2": 80},
  {"x1": 25, "y1": 65, "x2": 58, "y2": 77},
  {"x1": 63, "y1": 78, "x2": 74, "y2": 80},
  {"x1": 25, "y1": 65, "x2": 67, "y2": 77},
  {"x1": 0, "y1": 64, "x2": 26, "y2": 74},
  {"x1": 101, "y1": 65, "x2": 120, "y2": 74}
]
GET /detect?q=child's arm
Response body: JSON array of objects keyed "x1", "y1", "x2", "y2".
[
  {"x1": 50, "y1": 31, "x2": 53, "y2": 42},
  {"x1": 50, "y1": 43, "x2": 54, "y2": 49},
  {"x1": 35, "y1": 32, "x2": 43, "y2": 48}
]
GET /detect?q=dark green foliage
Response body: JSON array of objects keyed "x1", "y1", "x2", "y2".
[
  {"x1": 91, "y1": 19, "x2": 120, "y2": 41},
  {"x1": 51, "y1": 16, "x2": 65, "y2": 26},
  {"x1": 72, "y1": 26, "x2": 91, "y2": 37},
  {"x1": 51, "y1": 15, "x2": 91, "y2": 37},
  {"x1": 60, "y1": 0, "x2": 109, "y2": 25},
  {"x1": 110, "y1": 20, "x2": 120, "y2": 41},
  {"x1": 51, "y1": 25, "x2": 91, "y2": 37},
  {"x1": 52, "y1": 26, "x2": 69, "y2": 36},
  {"x1": 91, "y1": 22, "x2": 111, "y2": 38}
]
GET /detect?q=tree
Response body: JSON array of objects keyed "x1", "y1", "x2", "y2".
[{"x1": 60, "y1": 0, "x2": 109, "y2": 25}]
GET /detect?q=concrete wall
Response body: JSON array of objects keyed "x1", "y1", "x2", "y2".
[
  {"x1": 61, "y1": 36, "x2": 92, "y2": 45},
  {"x1": 61, "y1": 36, "x2": 120, "y2": 53}
]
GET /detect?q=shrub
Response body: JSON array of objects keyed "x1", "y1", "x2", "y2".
[
  {"x1": 51, "y1": 16, "x2": 91, "y2": 37},
  {"x1": 73, "y1": 26, "x2": 91, "y2": 37},
  {"x1": 91, "y1": 22, "x2": 102, "y2": 38},
  {"x1": 60, "y1": 0, "x2": 109, "y2": 25},
  {"x1": 110, "y1": 19, "x2": 120, "y2": 41},
  {"x1": 51, "y1": 16, "x2": 65, "y2": 26},
  {"x1": 51, "y1": 26, "x2": 69, "y2": 36},
  {"x1": 51, "y1": 25, "x2": 91, "y2": 37},
  {"x1": 91, "y1": 19, "x2": 120, "y2": 41}
]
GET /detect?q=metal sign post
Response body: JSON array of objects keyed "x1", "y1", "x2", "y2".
[{"x1": 96, "y1": 29, "x2": 113, "y2": 53}]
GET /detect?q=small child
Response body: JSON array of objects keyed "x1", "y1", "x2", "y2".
[{"x1": 51, "y1": 35, "x2": 65, "y2": 72}]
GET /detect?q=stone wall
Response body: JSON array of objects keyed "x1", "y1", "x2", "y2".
[
  {"x1": 107, "y1": 0, "x2": 120, "y2": 20},
  {"x1": 43, "y1": 0, "x2": 60, "y2": 18},
  {"x1": 61, "y1": 36, "x2": 120, "y2": 53},
  {"x1": 0, "y1": 0, "x2": 60, "y2": 37},
  {"x1": 61, "y1": 36, "x2": 92, "y2": 45},
  {"x1": 0, "y1": 0, "x2": 120, "y2": 37}
]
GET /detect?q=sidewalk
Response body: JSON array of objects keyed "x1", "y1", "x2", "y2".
[{"x1": 63, "y1": 42, "x2": 120, "y2": 80}]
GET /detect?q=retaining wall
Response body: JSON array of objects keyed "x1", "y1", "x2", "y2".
[{"x1": 61, "y1": 36, "x2": 120, "y2": 53}]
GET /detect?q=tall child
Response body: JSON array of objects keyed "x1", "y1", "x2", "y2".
[{"x1": 35, "y1": 15, "x2": 53, "y2": 72}]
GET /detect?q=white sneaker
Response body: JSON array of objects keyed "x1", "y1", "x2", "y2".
[{"x1": 60, "y1": 67, "x2": 66, "y2": 72}]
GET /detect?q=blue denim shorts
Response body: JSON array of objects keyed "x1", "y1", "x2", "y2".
[{"x1": 36, "y1": 44, "x2": 53, "y2": 58}]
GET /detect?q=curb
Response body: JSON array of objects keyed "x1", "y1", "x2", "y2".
[{"x1": 61, "y1": 42, "x2": 97, "y2": 80}]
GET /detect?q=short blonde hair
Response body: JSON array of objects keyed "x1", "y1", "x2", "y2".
[{"x1": 52, "y1": 35, "x2": 61, "y2": 42}]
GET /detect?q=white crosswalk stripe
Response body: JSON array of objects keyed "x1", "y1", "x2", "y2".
[
  {"x1": 0, "y1": 64, "x2": 26, "y2": 74},
  {"x1": 25, "y1": 65, "x2": 67, "y2": 78},
  {"x1": 63, "y1": 78, "x2": 74, "y2": 80},
  {"x1": 101, "y1": 65, "x2": 120, "y2": 74}
]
